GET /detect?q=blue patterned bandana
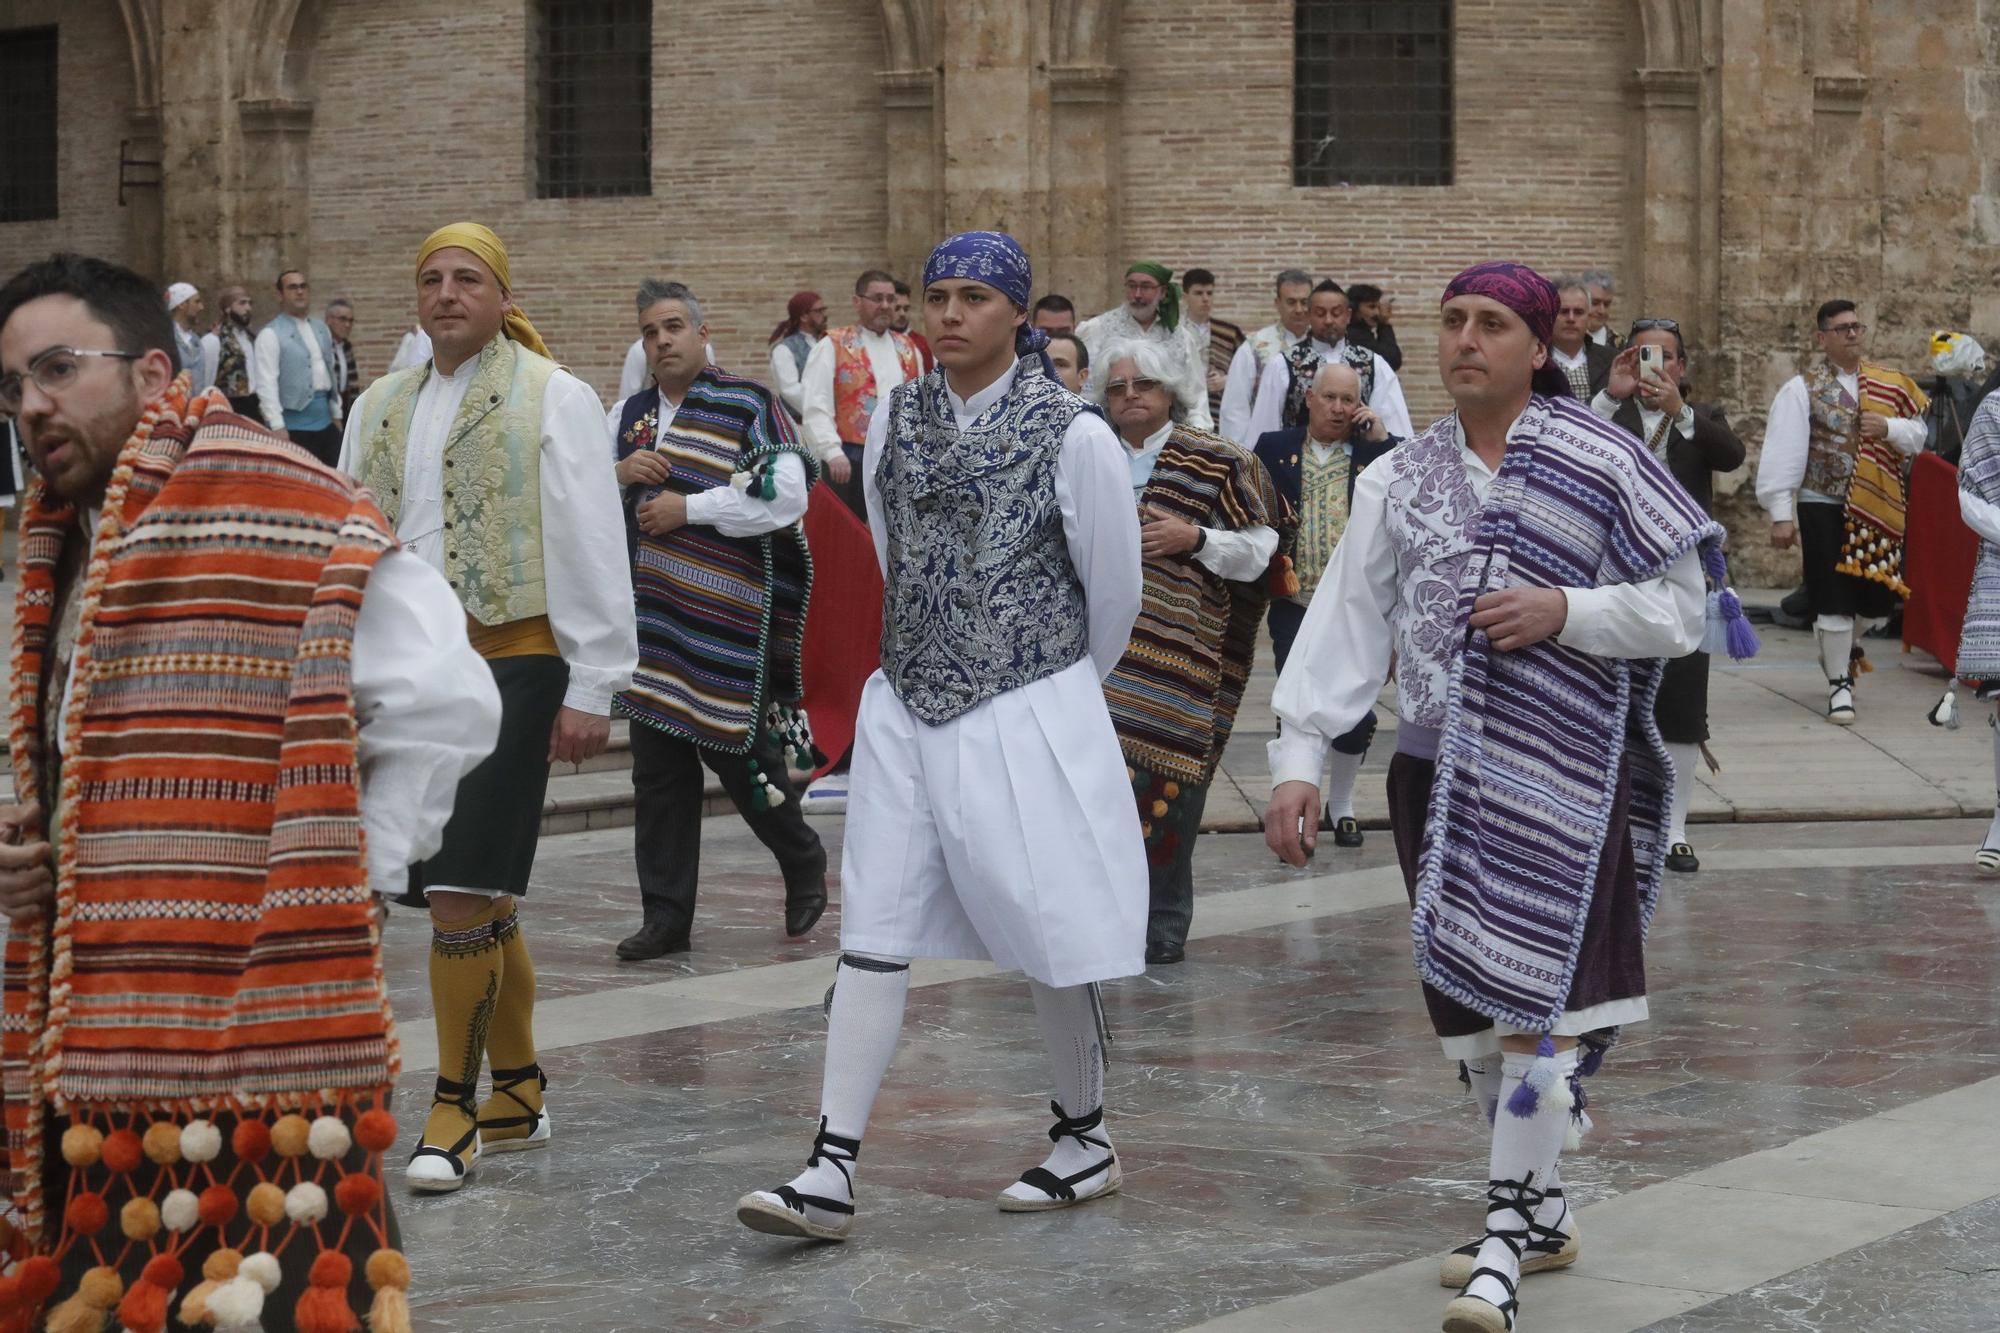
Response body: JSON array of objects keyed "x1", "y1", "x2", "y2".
[{"x1": 922, "y1": 230, "x2": 1048, "y2": 359}]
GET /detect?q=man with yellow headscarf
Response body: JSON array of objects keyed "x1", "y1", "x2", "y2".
[{"x1": 339, "y1": 223, "x2": 638, "y2": 1194}]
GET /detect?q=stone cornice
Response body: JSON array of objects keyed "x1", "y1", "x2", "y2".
[
  {"x1": 1813, "y1": 74, "x2": 1869, "y2": 115},
  {"x1": 877, "y1": 67, "x2": 936, "y2": 110},
  {"x1": 1633, "y1": 67, "x2": 1699, "y2": 110},
  {"x1": 239, "y1": 97, "x2": 314, "y2": 134},
  {"x1": 1048, "y1": 62, "x2": 1121, "y2": 105}
]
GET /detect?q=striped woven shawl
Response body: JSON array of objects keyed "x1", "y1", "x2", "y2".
[
  {"x1": 1956, "y1": 396, "x2": 2000, "y2": 682},
  {"x1": 5, "y1": 383, "x2": 397, "y2": 1236},
  {"x1": 1414, "y1": 396, "x2": 1720, "y2": 1031},
  {"x1": 1105, "y1": 427, "x2": 1292, "y2": 783},
  {"x1": 614, "y1": 368, "x2": 818, "y2": 752}
]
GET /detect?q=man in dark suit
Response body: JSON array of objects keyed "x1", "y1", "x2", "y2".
[
  {"x1": 1253, "y1": 360, "x2": 1400, "y2": 847},
  {"x1": 1590, "y1": 317, "x2": 1745, "y2": 875},
  {"x1": 1550, "y1": 278, "x2": 1614, "y2": 401}
]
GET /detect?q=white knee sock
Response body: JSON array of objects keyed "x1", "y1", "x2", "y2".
[
  {"x1": 1817, "y1": 617, "x2": 1855, "y2": 682},
  {"x1": 1001, "y1": 981, "x2": 1114, "y2": 1202},
  {"x1": 1463, "y1": 1057, "x2": 1566, "y2": 1227},
  {"x1": 1664, "y1": 741, "x2": 1699, "y2": 845},
  {"x1": 1323, "y1": 749, "x2": 1366, "y2": 822},
  {"x1": 1460, "y1": 1045, "x2": 1581, "y2": 1310},
  {"x1": 779, "y1": 953, "x2": 910, "y2": 1214}
]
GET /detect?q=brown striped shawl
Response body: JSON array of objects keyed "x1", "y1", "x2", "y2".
[
  {"x1": 5, "y1": 382, "x2": 398, "y2": 1241},
  {"x1": 1104, "y1": 426, "x2": 1294, "y2": 784}
]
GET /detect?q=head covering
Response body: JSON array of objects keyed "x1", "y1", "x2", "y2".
[
  {"x1": 1931, "y1": 330, "x2": 1988, "y2": 380},
  {"x1": 165, "y1": 282, "x2": 198, "y2": 312},
  {"x1": 769, "y1": 290, "x2": 823, "y2": 345},
  {"x1": 1441, "y1": 261, "x2": 1570, "y2": 398},
  {"x1": 414, "y1": 222, "x2": 552, "y2": 360},
  {"x1": 1126, "y1": 261, "x2": 1180, "y2": 332},
  {"x1": 922, "y1": 230, "x2": 1047, "y2": 359}
]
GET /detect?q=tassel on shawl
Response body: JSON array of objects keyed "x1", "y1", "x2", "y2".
[
  {"x1": 1505, "y1": 1035, "x2": 1575, "y2": 1119},
  {"x1": 1699, "y1": 542, "x2": 1761, "y2": 661},
  {"x1": 1928, "y1": 682, "x2": 1961, "y2": 729}
]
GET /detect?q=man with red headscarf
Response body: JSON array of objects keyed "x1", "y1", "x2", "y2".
[
  {"x1": 768, "y1": 290, "x2": 828, "y2": 421},
  {"x1": 1263, "y1": 261, "x2": 1734, "y2": 1333}
]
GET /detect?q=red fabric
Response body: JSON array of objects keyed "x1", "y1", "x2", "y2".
[
  {"x1": 908, "y1": 331, "x2": 937, "y2": 374},
  {"x1": 1902, "y1": 450, "x2": 1977, "y2": 673},
  {"x1": 800, "y1": 482, "x2": 883, "y2": 777}
]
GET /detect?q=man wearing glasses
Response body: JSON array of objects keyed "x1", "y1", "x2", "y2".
[
  {"x1": 252, "y1": 267, "x2": 344, "y2": 466},
  {"x1": 1756, "y1": 300, "x2": 1930, "y2": 725},
  {"x1": 1076, "y1": 261, "x2": 1214, "y2": 430},
  {"x1": 799, "y1": 268, "x2": 920, "y2": 519}
]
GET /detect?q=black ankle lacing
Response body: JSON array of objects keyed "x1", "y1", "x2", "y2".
[
  {"x1": 774, "y1": 1115, "x2": 860, "y2": 1218},
  {"x1": 1015, "y1": 1100, "x2": 1114, "y2": 1203},
  {"x1": 411, "y1": 1075, "x2": 480, "y2": 1170},
  {"x1": 478, "y1": 1063, "x2": 548, "y2": 1134},
  {"x1": 1455, "y1": 1173, "x2": 1543, "y2": 1329}
]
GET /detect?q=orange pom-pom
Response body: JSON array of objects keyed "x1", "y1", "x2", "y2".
[
  {"x1": 364, "y1": 1249, "x2": 411, "y2": 1292},
  {"x1": 118, "y1": 1196, "x2": 160, "y2": 1242},
  {"x1": 0, "y1": 1276, "x2": 19, "y2": 1315},
  {"x1": 140, "y1": 1256, "x2": 182, "y2": 1290},
  {"x1": 15, "y1": 1256, "x2": 60, "y2": 1305},
  {"x1": 270, "y1": 1113, "x2": 312, "y2": 1158},
  {"x1": 232, "y1": 1118, "x2": 272, "y2": 1162},
  {"x1": 1151, "y1": 799, "x2": 1168, "y2": 818},
  {"x1": 1163, "y1": 781, "x2": 1180, "y2": 799},
  {"x1": 202, "y1": 1248, "x2": 243, "y2": 1282},
  {"x1": 141, "y1": 1121, "x2": 182, "y2": 1166},
  {"x1": 198, "y1": 1183, "x2": 240, "y2": 1228},
  {"x1": 352, "y1": 1109, "x2": 397, "y2": 1153},
  {"x1": 333, "y1": 1171, "x2": 382, "y2": 1217},
  {"x1": 308, "y1": 1251, "x2": 352, "y2": 1289},
  {"x1": 44, "y1": 1266, "x2": 120, "y2": 1333},
  {"x1": 114, "y1": 1254, "x2": 181, "y2": 1333},
  {"x1": 294, "y1": 1251, "x2": 359, "y2": 1333},
  {"x1": 63, "y1": 1192, "x2": 108, "y2": 1236},
  {"x1": 100, "y1": 1129, "x2": 143, "y2": 1174},
  {"x1": 245, "y1": 1181, "x2": 287, "y2": 1228},
  {"x1": 58, "y1": 1125, "x2": 103, "y2": 1168}
]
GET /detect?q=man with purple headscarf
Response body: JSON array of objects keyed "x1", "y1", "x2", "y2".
[
  {"x1": 737, "y1": 230, "x2": 1147, "y2": 1244},
  {"x1": 1263, "y1": 261, "x2": 1724, "y2": 1333}
]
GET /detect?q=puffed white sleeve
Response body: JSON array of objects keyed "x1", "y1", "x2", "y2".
[
  {"x1": 684, "y1": 452, "x2": 809, "y2": 535},
  {"x1": 1368, "y1": 354, "x2": 1414, "y2": 438},
  {"x1": 770, "y1": 343, "x2": 806, "y2": 417},
  {"x1": 1245, "y1": 349, "x2": 1290, "y2": 442},
  {"x1": 1193, "y1": 524, "x2": 1279, "y2": 582},
  {"x1": 1553, "y1": 547, "x2": 1707, "y2": 659},
  {"x1": 1755, "y1": 376, "x2": 1811, "y2": 521},
  {"x1": 253, "y1": 327, "x2": 286, "y2": 432},
  {"x1": 335, "y1": 386, "x2": 371, "y2": 477},
  {"x1": 1268, "y1": 463, "x2": 1398, "y2": 788},
  {"x1": 352, "y1": 549, "x2": 502, "y2": 895},
  {"x1": 1051, "y1": 410, "x2": 1144, "y2": 679},
  {"x1": 1219, "y1": 342, "x2": 1262, "y2": 444},
  {"x1": 800, "y1": 337, "x2": 844, "y2": 461},
  {"x1": 861, "y1": 399, "x2": 893, "y2": 579},
  {"x1": 537, "y1": 373, "x2": 639, "y2": 714}
]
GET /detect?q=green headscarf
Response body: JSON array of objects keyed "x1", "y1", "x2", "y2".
[{"x1": 1126, "y1": 261, "x2": 1180, "y2": 332}]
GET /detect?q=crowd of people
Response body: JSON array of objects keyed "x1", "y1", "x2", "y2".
[{"x1": 0, "y1": 225, "x2": 1996, "y2": 1333}]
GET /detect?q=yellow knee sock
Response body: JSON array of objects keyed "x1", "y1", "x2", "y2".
[
  {"x1": 478, "y1": 899, "x2": 545, "y2": 1145},
  {"x1": 423, "y1": 899, "x2": 505, "y2": 1163}
]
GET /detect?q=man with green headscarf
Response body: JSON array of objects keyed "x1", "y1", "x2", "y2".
[{"x1": 1077, "y1": 262, "x2": 1213, "y2": 430}]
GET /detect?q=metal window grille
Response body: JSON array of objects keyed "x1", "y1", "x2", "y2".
[
  {"x1": 0, "y1": 26, "x2": 59, "y2": 222},
  {"x1": 535, "y1": 0, "x2": 651, "y2": 199},
  {"x1": 1293, "y1": 0, "x2": 1453, "y2": 187}
]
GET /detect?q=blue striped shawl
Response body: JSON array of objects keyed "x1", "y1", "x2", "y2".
[
  {"x1": 1412, "y1": 395, "x2": 1721, "y2": 1031},
  {"x1": 1955, "y1": 396, "x2": 2000, "y2": 682}
]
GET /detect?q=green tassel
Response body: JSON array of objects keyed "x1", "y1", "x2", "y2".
[
  {"x1": 750, "y1": 782, "x2": 770, "y2": 812},
  {"x1": 762, "y1": 474, "x2": 777, "y2": 501}
]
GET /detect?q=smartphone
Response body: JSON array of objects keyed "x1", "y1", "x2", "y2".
[{"x1": 1637, "y1": 343, "x2": 1665, "y2": 380}]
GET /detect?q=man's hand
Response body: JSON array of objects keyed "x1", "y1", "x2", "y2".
[
  {"x1": 1637, "y1": 370, "x2": 1685, "y2": 420},
  {"x1": 1606, "y1": 346, "x2": 1641, "y2": 400},
  {"x1": 0, "y1": 802, "x2": 53, "y2": 922},
  {"x1": 548, "y1": 708, "x2": 611, "y2": 765},
  {"x1": 1858, "y1": 410, "x2": 1889, "y2": 442},
  {"x1": 1353, "y1": 406, "x2": 1389, "y2": 443},
  {"x1": 1771, "y1": 519, "x2": 1798, "y2": 549},
  {"x1": 616, "y1": 450, "x2": 671, "y2": 487},
  {"x1": 1469, "y1": 586, "x2": 1569, "y2": 652},
  {"x1": 637, "y1": 491, "x2": 688, "y2": 536},
  {"x1": 1263, "y1": 781, "x2": 1321, "y2": 867},
  {"x1": 1206, "y1": 367, "x2": 1228, "y2": 395},
  {"x1": 1141, "y1": 505, "x2": 1203, "y2": 559},
  {"x1": 1379, "y1": 297, "x2": 1395, "y2": 322},
  {"x1": 824, "y1": 451, "x2": 853, "y2": 486}
]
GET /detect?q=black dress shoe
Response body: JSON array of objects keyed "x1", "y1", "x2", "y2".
[
  {"x1": 616, "y1": 920, "x2": 691, "y2": 961},
  {"x1": 1664, "y1": 842, "x2": 1699, "y2": 874},
  {"x1": 1144, "y1": 940, "x2": 1185, "y2": 966},
  {"x1": 785, "y1": 881, "x2": 828, "y2": 938},
  {"x1": 1332, "y1": 817, "x2": 1364, "y2": 849}
]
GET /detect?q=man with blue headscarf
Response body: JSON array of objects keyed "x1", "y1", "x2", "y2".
[{"x1": 737, "y1": 231, "x2": 1147, "y2": 1242}]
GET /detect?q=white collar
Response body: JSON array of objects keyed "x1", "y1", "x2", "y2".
[
  {"x1": 429, "y1": 354, "x2": 481, "y2": 386},
  {"x1": 1124, "y1": 420, "x2": 1175, "y2": 455},
  {"x1": 1551, "y1": 343, "x2": 1589, "y2": 368},
  {"x1": 948, "y1": 361, "x2": 1019, "y2": 421},
  {"x1": 1449, "y1": 408, "x2": 1530, "y2": 478}
]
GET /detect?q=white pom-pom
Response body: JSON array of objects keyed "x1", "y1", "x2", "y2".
[
  {"x1": 306, "y1": 1114, "x2": 352, "y2": 1161},
  {"x1": 161, "y1": 1187, "x2": 201, "y2": 1232},
  {"x1": 284, "y1": 1180, "x2": 328, "y2": 1224},
  {"x1": 240, "y1": 1250, "x2": 282, "y2": 1292},
  {"x1": 729, "y1": 471, "x2": 753, "y2": 492},
  {"x1": 1564, "y1": 1107, "x2": 1594, "y2": 1153},
  {"x1": 180, "y1": 1118, "x2": 222, "y2": 1163},
  {"x1": 205, "y1": 1275, "x2": 267, "y2": 1327},
  {"x1": 766, "y1": 786, "x2": 787, "y2": 808},
  {"x1": 1548, "y1": 1076, "x2": 1576, "y2": 1114}
]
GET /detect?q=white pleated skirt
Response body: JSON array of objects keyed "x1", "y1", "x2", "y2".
[{"x1": 839, "y1": 660, "x2": 1148, "y2": 988}]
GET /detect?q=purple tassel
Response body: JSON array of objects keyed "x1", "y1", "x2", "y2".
[
  {"x1": 1505, "y1": 1075, "x2": 1540, "y2": 1119},
  {"x1": 1505, "y1": 1034, "x2": 1559, "y2": 1118},
  {"x1": 1720, "y1": 589, "x2": 1762, "y2": 661},
  {"x1": 1577, "y1": 1040, "x2": 1606, "y2": 1078},
  {"x1": 1700, "y1": 539, "x2": 1728, "y2": 586}
]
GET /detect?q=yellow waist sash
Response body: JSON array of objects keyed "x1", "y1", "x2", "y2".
[{"x1": 468, "y1": 613, "x2": 560, "y2": 660}]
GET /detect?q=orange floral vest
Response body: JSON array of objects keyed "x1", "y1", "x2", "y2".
[{"x1": 831, "y1": 325, "x2": 922, "y2": 445}]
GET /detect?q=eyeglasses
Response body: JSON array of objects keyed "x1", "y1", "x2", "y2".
[
  {"x1": 1629, "y1": 317, "x2": 1680, "y2": 334},
  {"x1": 1104, "y1": 377, "x2": 1164, "y2": 397},
  {"x1": 1822, "y1": 322, "x2": 1866, "y2": 336},
  {"x1": 1124, "y1": 280, "x2": 1162, "y2": 294},
  {"x1": 0, "y1": 346, "x2": 143, "y2": 414}
]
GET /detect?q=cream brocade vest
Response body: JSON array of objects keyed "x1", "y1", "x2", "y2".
[{"x1": 353, "y1": 334, "x2": 556, "y2": 626}]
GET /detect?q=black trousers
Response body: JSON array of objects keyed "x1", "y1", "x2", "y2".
[
  {"x1": 825, "y1": 442, "x2": 869, "y2": 523},
  {"x1": 1268, "y1": 598, "x2": 1377, "y2": 754},
  {"x1": 1798, "y1": 499, "x2": 1898, "y2": 620},
  {"x1": 290, "y1": 422, "x2": 344, "y2": 468},
  {"x1": 630, "y1": 718, "x2": 825, "y2": 930}
]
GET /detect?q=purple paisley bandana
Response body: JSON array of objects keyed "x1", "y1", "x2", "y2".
[{"x1": 1442, "y1": 261, "x2": 1561, "y2": 346}]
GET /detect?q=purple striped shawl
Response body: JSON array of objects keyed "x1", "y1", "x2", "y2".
[{"x1": 1412, "y1": 395, "x2": 1722, "y2": 1031}]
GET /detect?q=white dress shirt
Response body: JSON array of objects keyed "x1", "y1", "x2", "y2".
[
  {"x1": 1245, "y1": 338, "x2": 1412, "y2": 443},
  {"x1": 388, "y1": 328, "x2": 433, "y2": 374},
  {"x1": 1219, "y1": 324, "x2": 1302, "y2": 444},
  {"x1": 1267, "y1": 413, "x2": 1705, "y2": 789},
  {"x1": 769, "y1": 340, "x2": 813, "y2": 418},
  {"x1": 863, "y1": 362, "x2": 1141, "y2": 678},
  {"x1": 338, "y1": 354, "x2": 639, "y2": 717},
  {"x1": 801, "y1": 327, "x2": 911, "y2": 461},
  {"x1": 1075, "y1": 306, "x2": 1215, "y2": 432},
  {"x1": 253, "y1": 315, "x2": 337, "y2": 432},
  {"x1": 1589, "y1": 388, "x2": 1695, "y2": 454},
  {"x1": 620, "y1": 338, "x2": 717, "y2": 402},
  {"x1": 604, "y1": 388, "x2": 810, "y2": 536},
  {"x1": 1755, "y1": 367, "x2": 1928, "y2": 521},
  {"x1": 1122, "y1": 420, "x2": 1280, "y2": 581}
]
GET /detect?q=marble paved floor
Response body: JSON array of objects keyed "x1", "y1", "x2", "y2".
[{"x1": 377, "y1": 813, "x2": 2000, "y2": 1332}]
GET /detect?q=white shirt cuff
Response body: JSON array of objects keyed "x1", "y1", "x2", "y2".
[{"x1": 1268, "y1": 730, "x2": 1331, "y2": 789}]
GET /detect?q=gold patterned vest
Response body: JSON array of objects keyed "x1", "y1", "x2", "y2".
[
  {"x1": 352, "y1": 334, "x2": 556, "y2": 626},
  {"x1": 1801, "y1": 359, "x2": 1860, "y2": 500}
]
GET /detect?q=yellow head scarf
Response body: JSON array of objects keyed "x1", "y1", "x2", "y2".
[{"x1": 414, "y1": 222, "x2": 553, "y2": 361}]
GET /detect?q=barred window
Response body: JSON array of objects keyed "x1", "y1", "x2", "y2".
[
  {"x1": 534, "y1": 0, "x2": 651, "y2": 199},
  {"x1": 0, "y1": 26, "x2": 59, "y2": 222},
  {"x1": 1293, "y1": 0, "x2": 1453, "y2": 187}
]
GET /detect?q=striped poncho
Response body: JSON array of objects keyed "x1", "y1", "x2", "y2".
[
  {"x1": 1104, "y1": 426, "x2": 1293, "y2": 783},
  {"x1": 1955, "y1": 395, "x2": 2000, "y2": 683},
  {"x1": 614, "y1": 367, "x2": 819, "y2": 752}
]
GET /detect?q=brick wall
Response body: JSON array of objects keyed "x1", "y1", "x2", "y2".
[
  {"x1": 306, "y1": 0, "x2": 889, "y2": 401},
  {"x1": 1112, "y1": 0, "x2": 1638, "y2": 427},
  {"x1": 0, "y1": 2, "x2": 135, "y2": 271}
]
